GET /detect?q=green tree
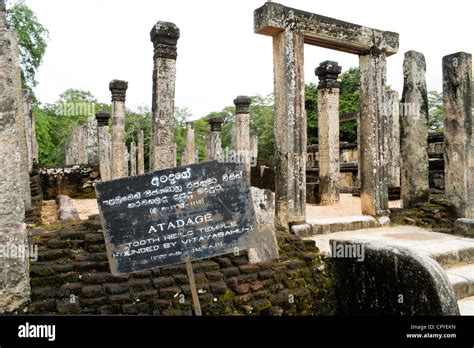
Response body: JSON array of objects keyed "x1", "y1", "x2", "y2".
[
  {"x1": 249, "y1": 94, "x2": 274, "y2": 161},
  {"x1": 428, "y1": 90, "x2": 444, "y2": 132},
  {"x1": 6, "y1": 0, "x2": 48, "y2": 94},
  {"x1": 57, "y1": 89, "x2": 98, "y2": 104},
  {"x1": 34, "y1": 89, "x2": 104, "y2": 165}
]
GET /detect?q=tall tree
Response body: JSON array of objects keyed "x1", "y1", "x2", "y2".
[{"x1": 6, "y1": 0, "x2": 48, "y2": 95}]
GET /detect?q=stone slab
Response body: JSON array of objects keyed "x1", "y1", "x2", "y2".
[
  {"x1": 455, "y1": 218, "x2": 474, "y2": 237},
  {"x1": 254, "y1": 2, "x2": 398, "y2": 55},
  {"x1": 458, "y1": 296, "x2": 474, "y2": 315}
]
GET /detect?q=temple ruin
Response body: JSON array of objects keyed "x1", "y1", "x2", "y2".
[{"x1": 0, "y1": 0, "x2": 473, "y2": 319}]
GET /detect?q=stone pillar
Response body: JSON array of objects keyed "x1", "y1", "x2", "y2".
[
  {"x1": 315, "y1": 61, "x2": 341, "y2": 205},
  {"x1": 124, "y1": 146, "x2": 130, "y2": 177},
  {"x1": 234, "y1": 96, "x2": 252, "y2": 175},
  {"x1": 250, "y1": 133, "x2": 258, "y2": 167},
  {"x1": 386, "y1": 90, "x2": 400, "y2": 188},
  {"x1": 443, "y1": 52, "x2": 473, "y2": 218},
  {"x1": 137, "y1": 130, "x2": 145, "y2": 174},
  {"x1": 181, "y1": 122, "x2": 197, "y2": 165},
  {"x1": 86, "y1": 116, "x2": 99, "y2": 166},
  {"x1": 66, "y1": 122, "x2": 87, "y2": 165},
  {"x1": 23, "y1": 90, "x2": 33, "y2": 173},
  {"x1": 231, "y1": 123, "x2": 237, "y2": 152},
  {"x1": 359, "y1": 50, "x2": 389, "y2": 216},
  {"x1": 150, "y1": 21, "x2": 180, "y2": 170},
  {"x1": 109, "y1": 80, "x2": 128, "y2": 179},
  {"x1": 273, "y1": 25, "x2": 306, "y2": 231},
  {"x1": 400, "y1": 51, "x2": 430, "y2": 208},
  {"x1": 95, "y1": 111, "x2": 112, "y2": 181},
  {"x1": 0, "y1": 0, "x2": 30, "y2": 313},
  {"x1": 130, "y1": 141, "x2": 137, "y2": 176},
  {"x1": 205, "y1": 117, "x2": 224, "y2": 161},
  {"x1": 31, "y1": 110, "x2": 38, "y2": 166},
  {"x1": 14, "y1": 88, "x2": 31, "y2": 210}
]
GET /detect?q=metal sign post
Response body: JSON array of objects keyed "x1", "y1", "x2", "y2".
[{"x1": 184, "y1": 252, "x2": 202, "y2": 316}]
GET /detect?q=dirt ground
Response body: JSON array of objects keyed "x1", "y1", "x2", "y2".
[
  {"x1": 73, "y1": 199, "x2": 99, "y2": 220},
  {"x1": 41, "y1": 200, "x2": 58, "y2": 225},
  {"x1": 41, "y1": 199, "x2": 99, "y2": 224},
  {"x1": 306, "y1": 194, "x2": 401, "y2": 219},
  {"x1": 40, "y1": 195, "x2": 400, "y2": 224}
]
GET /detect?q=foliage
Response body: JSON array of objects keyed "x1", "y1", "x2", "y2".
[
  {"x1": 428, "y1": 90, "x2": 444, "y2": 132},
  {"x1": 6, "y1": 0, "x2": 48, "y2": 95},
  {"x1": 34, "y1": 89, "x2": 108, "y2": 165},
  {"x1": 338, "y1": 67, "x2": 360, "y2": 115}
]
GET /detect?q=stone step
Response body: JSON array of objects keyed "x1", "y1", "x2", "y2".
[
  {"x1": 304, "y1": 226, "x2": 474, "y2": 266},
  {"x1": 445, "y1": 263, "x2": 474, "y2": 300},
  {"x1": 457, "y1": 296, "x2": 474, "y2": 316},
  {"x1": 292, "y1": 215, "x2": 387, "y2": 237}
]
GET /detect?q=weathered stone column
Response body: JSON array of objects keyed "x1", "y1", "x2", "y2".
[
  {"x1": 137, "y1": 130, "x2": 145, "y2": 174},
  {"x1": 124, "y1": 146, "x2": 130, "y2": 177},
  {"x1": 0, "y1": 0, "x2": 30, "y2": 313},
  {"x1": 109, "y1": 80, "x2": 128, "y2": 179},
  {"x1": 273, "y1": 24, "x2": 306, "y2": 231},
  {"x1": 386, "y1": 89, "x2": 400, "y2": 188},
  {"x1": 443, "y1": 52, "x2": 473, "y2": 218},
  {"x1": 181, "y1": 122, "x2": 197, "y2": 165},
  {"x1": 86, "y1": 117, "x2": 99, "y2": 166},
  {"x1": 95, "y1": 111, "x2": 111, "y2": 181},
  {"x1": 315, "y1": 61, "x2": 341, "y2": 205},
  {"x1": 66, "y1": 121, "x2": 87, "y2": 165},
  {"x1": 359, "y1": 50, "x2": 389, "y2": 216},
  {"x1": 205, "y1": 117, "x2": 224, "y2": 161},
  {"x1": 250, "y1": 133, "x2": 258, "y2": 167},
  {"x1": 130, "y1": 141, "x2": 137, "y2": 176},
  {"x1": 400, "y1": 51, "x2": 430, "y2": 208},
  {"x1": 150, "y1": 21, "x2": 180, "y2": 170},
  {"x1": 14, "y1": 88, "x2": 31, "y2": 210},
  {"x1": 23, "y1": 90, "x2": 33, "y2": 173},
  {"x1": 31, "y1": 110, "x2": 38, "y2": 166},
  {"x1": 234, "y1": 96, "x2": 252, "y2": 175}
]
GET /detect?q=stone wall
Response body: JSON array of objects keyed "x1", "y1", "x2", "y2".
[
  {"x1": 40, "y1": 165, "x2": 100, "y2": 200},
  {"x1": 27, "y1": 216, "x2": 335, "y2": 315}
]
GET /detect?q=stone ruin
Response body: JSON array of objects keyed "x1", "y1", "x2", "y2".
[
  {"x1": 254, "y1": 2, "x2": 473, "y2": 235},
  {"x1": 0, "y1": 0, "x2": 473, "y2": 315}
]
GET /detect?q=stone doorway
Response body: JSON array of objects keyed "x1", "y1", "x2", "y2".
[{"x1": 254, "y1": 2, "x2": 399, "y2": 232}]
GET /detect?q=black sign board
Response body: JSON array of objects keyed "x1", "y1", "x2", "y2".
[{"x1": 95, "y1": 161, "x2": 257, "y2": 275}]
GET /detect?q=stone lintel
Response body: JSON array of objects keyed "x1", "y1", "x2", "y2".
[
  {"x1": 254, "y1": 2, "x2": 399, "y2": 56},
  {"x1": 150, "y1": 21, "x2": 180, "y2": 60},
  {"x1": 208, "y1": 117, "x2": 224, "y2": 132},
  {"x1": 109, "y1": 80, "x2": 128, "y2": 102},
  {"x1": 315, "y1": 60, "x2": 342, "y2": 89},
  {"x1": 234, "y1": 95, "x2": 252, "y2": 114},
  {"x1": 95, "y1": 111, "x2": 111, "y2": 127}
]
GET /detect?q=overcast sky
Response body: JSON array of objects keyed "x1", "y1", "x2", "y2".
[{"x1": 25, "y1": 0, "x2": 473, "y2": 119}]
